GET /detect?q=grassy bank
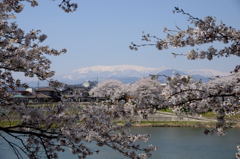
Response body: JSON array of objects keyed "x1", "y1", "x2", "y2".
[
  {"x1": 133, "y1": 121, "x2": 216, "y2": 128},
  {"x1": 1, "y1": 120, "x2": 239, "y2": 129},
  {"x1": 117, "y1": 120, "x2": 240, "y2": 128},
  {"x1": 0, "y1": 120, "x2": 21, "y2": 127}
]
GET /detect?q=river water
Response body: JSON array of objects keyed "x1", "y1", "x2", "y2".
[{"x1": 1, "y1": 127, "x2": 240, "y2": 159}]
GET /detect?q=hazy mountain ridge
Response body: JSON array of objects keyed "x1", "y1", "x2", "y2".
[
  {"x1": 58, "y1": 65, "x2": 229, "y2": 84},
  {"x1": 20, "y1": 65, "x2": 229, "y2": 86}
]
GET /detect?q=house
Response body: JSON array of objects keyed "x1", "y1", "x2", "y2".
[
  {"x1": 11, "y1": 87, "x2": 61, "y2": 104},
  {"x1": 62, "y1": 84, "x2": 90, "y2": 102},
  {"x1": 61, "y1": 81, "x2": 98, "y2": 102},
  {"x1": 35, "y1": 87, "x2": 56, "y2": 96},
  {"x1": 27, "y1": 93, "x2": 53, "y2": 103}
]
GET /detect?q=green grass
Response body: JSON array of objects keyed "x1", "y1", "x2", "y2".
[
  {"x1": 27, "y1": 102, "x2": 59, "y2": 107},
  {"x1": 226, "y1": 114, "x2": 240, "y2": 121},
  {"x1": 201, "y1": 112, "x2": 240, "y2": 121},
  {"x1": 0, "y1": 120, "x2": 21, "y2": 127},
  {"x1": 158, "y1": 108, "x2": 173, "y2": 113},
  {"x1": 117, "y1": 120, "x2": 218, "y2": 128},
  {"x1": 201, "y1": 112, "x2": 216, "y2": 118}
]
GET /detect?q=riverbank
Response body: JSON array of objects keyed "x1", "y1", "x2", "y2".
[
  {"x1": 118, "y1": 110, "x2": 240, "y2": 128},
  {"x1": 1, "y1": 120, "x2": 239, "y2": 129},
  {"x1": 1, "y1": 108, "x2": 239, "y2": 128},
  {"x1": 117, "y1": 120, "x2": 240, "y2": 128}
]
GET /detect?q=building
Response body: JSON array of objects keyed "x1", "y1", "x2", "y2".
[
  {"x1": 10, "y1": 81, "x2": 103, "y2": 104},
  {"x1": 11, "y1": 87, "x2": 60, "y2": 104}
]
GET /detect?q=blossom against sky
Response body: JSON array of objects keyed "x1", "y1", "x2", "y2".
[{"x1": 17, "y1": 0, "x2": 240, "y2": 75}]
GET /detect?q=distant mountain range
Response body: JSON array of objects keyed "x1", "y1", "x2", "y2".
[
  {"x1": 19, "y1": 65, "x2": 229, "y2": 87},
  {"x1": 56, "y1": 65, "x2": 229, "y2": 84}
]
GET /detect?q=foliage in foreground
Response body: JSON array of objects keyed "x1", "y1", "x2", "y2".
[
  {"x1": 130, "y1": 7, "x2": 240, "y2": 158},
  {"x1": 0, "y1": 1, "x2": 239, "y2": 159},
  {"x1": 0, "y1": 1, "x2": 155, "y2": 159}
]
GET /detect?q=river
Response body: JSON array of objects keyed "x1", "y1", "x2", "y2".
[{"x1": 1, "y1": 127, "x2": 240, "y2": 159}]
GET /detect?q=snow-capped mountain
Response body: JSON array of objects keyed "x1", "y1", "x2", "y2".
[
  {"x1": 72, "y1": 65, "x2": 167, "y2": 74},
  {"x1": 57, "y1": 65, "x2": 229, "y2": 84},
  {"x1": 19, "y1": 65, "x2": 229, "y2": 86}
]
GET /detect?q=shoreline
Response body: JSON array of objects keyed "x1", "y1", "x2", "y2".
[
  {"x1": 1, "y1": 120, "x2": 239, "y2": 129},
  {"x1": 117, "y1": 121, "x2": 240, "y2": 128}
]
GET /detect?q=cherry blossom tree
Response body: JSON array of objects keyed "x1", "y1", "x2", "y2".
[
  {"x1": 130, "y1": 7, "x2": 240, "y2": 60},
  {"x1": 90, "y1": 78, "x2": 165, "y2": 120},
  {"x1": 89, "y1": 80, "x2": 127, "y2": 102},
  {"x1": 126, "y1": 78, "x2": 165, "y2": 118},
  {"x1": 130, "y1": 7, "x2": 240, "y2": 158},
  {"x1": 0, "y1": 1, "x2": 156, "y2": 159}
]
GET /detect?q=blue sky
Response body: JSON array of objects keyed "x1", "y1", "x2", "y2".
[{"x1": 17, "y1": 0, "x2": 240, "y2": 75}]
